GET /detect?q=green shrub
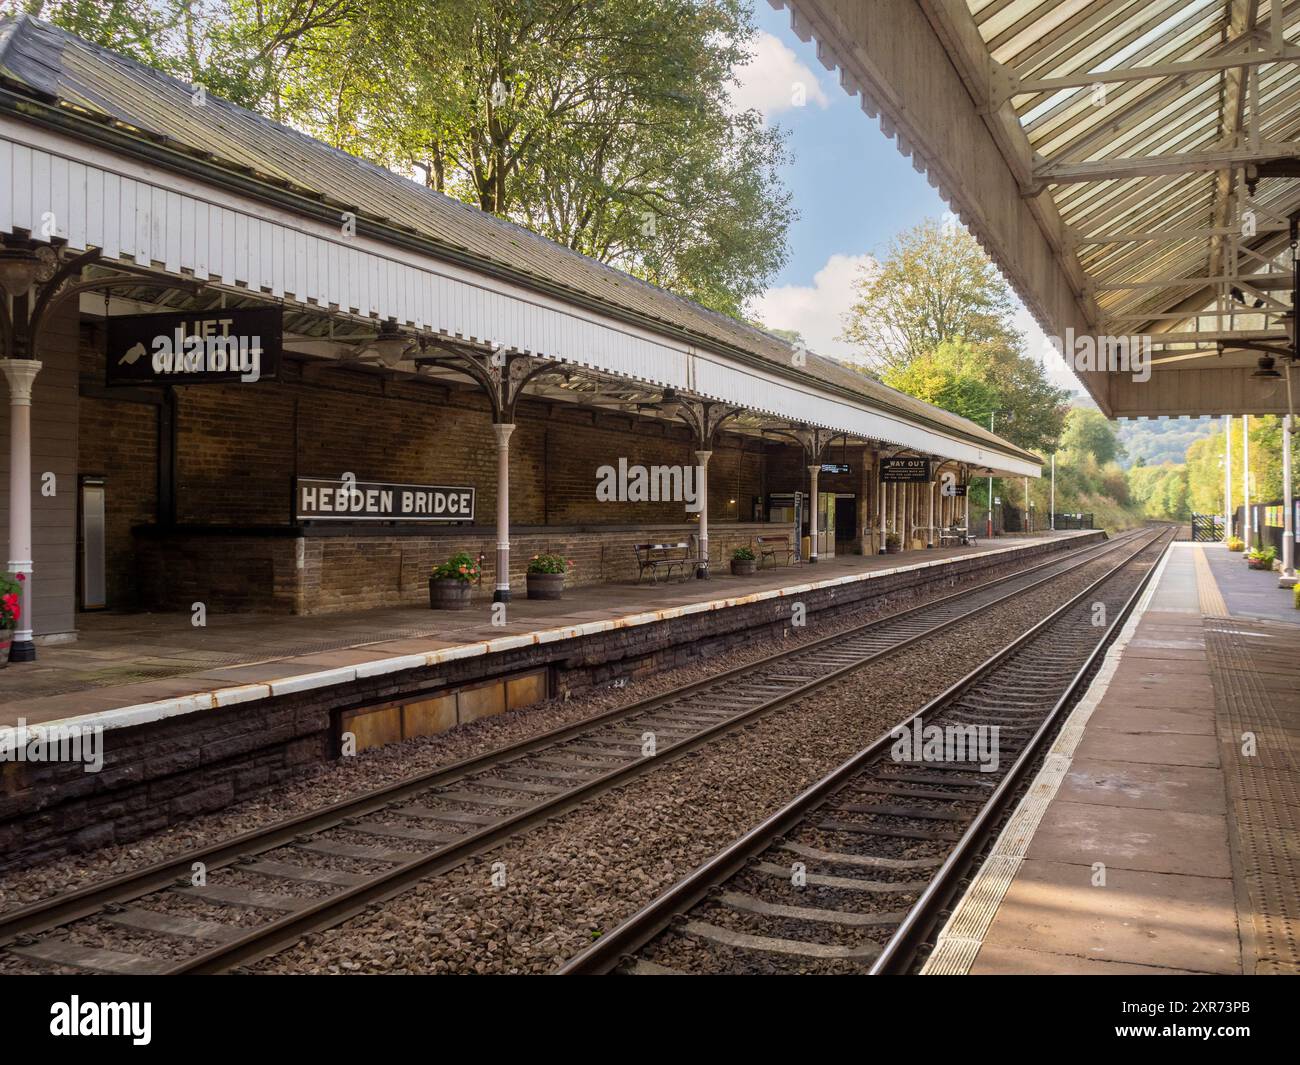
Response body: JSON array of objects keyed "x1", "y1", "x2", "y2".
[
  {"x1": 1226, "y1": 536, "x2": 1245, "y2": 552},
  {"x1": 432, "y1": 552, "x2": 481, "y2": 583},
  {"x1": 732, "y1": 547, "x2": 755, "y2": 562},
  {"x1": 527, "y1": 553, "x2": 573, "y2": 575}
]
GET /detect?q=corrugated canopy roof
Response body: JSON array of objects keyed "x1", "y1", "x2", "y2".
[
  {"x1": 0, "y1": 13, "x2": 1039, "y2": 467},
  {"x1": 976, "y1": 0, "x2": 1299, "y2": 386}
]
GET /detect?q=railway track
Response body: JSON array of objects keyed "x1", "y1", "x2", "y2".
[
  {"x1": 557, "y1": 526, "x2": 1173, "y2": 975},
  {"x1": 0, "y1": 530, "x2": 1142, "y2": 975}
]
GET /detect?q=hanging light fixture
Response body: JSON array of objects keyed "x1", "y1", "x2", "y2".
[
  {"x1": 364, "y1": 320, "x2": 411, "y2": 366},
  {"x1": 0, "y1": 244, "x2": 40, "y2": 298},
  {"x1": 1253, "y1": 353, "x2": 1282, "y2": 379}
]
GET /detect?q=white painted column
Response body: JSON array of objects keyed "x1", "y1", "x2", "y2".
[
  {"x1": 902, "y1": 483, "x2": 910, "y2": 551},
  {"x1": 1242, "y1": 414, "x2": 1252, "y2": 551},
  {"x1": 1024, "y1": 477, "x2": 1030, "y2": 534},
  {"x1": 1223, "y1": 414, "x2": 1233, "y2": 542},
  {"x1": 964, "y1": 487, "x2": 970, "y2": 536},
  {"x1": 878, "y1": 473, "x2": 887, "y2": 554},
  {"x1": 1050, "y1": 453, "x2": 1055, "y2": 531},
  {"x1": 1, "y1": 359, "x2": 41, "y2": 661},
  {"x1": 1282, "y1": 414, "x2": 1296, "y2": 587},
  {"x1": 695, "y1": 449, "x2": 712, "y2": 577},
  {"x1": 926, "y1": 475, "x2": 935, "y2": 547},
  {"x1": 492, "y1": 422, "x2": 515, "y2": 602},
  {"x1": 807, "y1": 464, "x2": 820, "y2": 563}
]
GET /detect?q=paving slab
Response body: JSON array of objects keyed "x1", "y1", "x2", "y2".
[
  {"x1": 975, "y1": 859, "x2": 1240, "y2": 975},
  {"x1": 1073, "y1": 728, "x2": 1221, "y2": 769},
  {"x1": 1025, "y1": 801, "x2": 1233, "y2": 878},
  {"x1": 1057, "y1": 759, "x2": 1227, "y2": 815}
]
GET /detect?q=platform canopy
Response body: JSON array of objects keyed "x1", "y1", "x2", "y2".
[
  {"x1": 774, "y1": 0, "x2": 1300, "y2": 420},
  {"x1": 0, "y1": 14, "x2": 1040, "y2": 478}
]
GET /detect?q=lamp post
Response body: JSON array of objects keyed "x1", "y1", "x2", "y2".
[{"x1": 978, "y1": 409, "x2": 1009, "y2": 538}]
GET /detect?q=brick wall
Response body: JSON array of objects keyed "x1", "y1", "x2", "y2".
[
  {"x1": 79, "y1": 349, "x2": 773, "y2": 613},
  {"x1": 77, "y1": 389, "x2": 157, "y2": 608}
]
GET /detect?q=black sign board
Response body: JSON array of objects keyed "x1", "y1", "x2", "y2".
[
  {"x1": 297, "y1": 477, "x2": 475, "y2": 523},
  {"x1": 107, "y1": 308, "x2": 281, "y2": 386},
  {"x1": 820, "y1": 462, "x2": 851, "y2": 475},
  {"x1": 947, "y1": 484, "x2": 968, "y2": 497},
  {"x1": 880, "y1": 457, "x2": 932, "y2": 483}
]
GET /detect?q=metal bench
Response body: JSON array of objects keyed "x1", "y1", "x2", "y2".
[
  {"x1": 755, "y1": 534, "x2": 798, "y2": 568},
  {"x1": 633, "y1": 542, "x2": 692, "y2": 583},
  {"x1": 940, "y1": 526, "x2": 977, "y2": 547}
]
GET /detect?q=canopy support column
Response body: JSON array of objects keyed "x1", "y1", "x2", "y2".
[{"x1": 1, "y1": 358, "x2": 40, "y2": 661}]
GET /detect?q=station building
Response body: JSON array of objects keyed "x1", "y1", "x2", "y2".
[{"x1": 0, "y1": 15, "x2": 1038, "y2": 660}]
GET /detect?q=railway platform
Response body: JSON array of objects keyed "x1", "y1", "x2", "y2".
[
  {"x1": 0, "y1": 532, "x2": 1090, "y2": 729},
  {"x1": 928, "y1": 540, "x2": 1300, "y2": 976}
]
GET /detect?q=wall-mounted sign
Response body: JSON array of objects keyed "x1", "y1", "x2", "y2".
[
  {"x1": 820, "y1": 462, "x2": 851, "y2": 475},
  {"x1": 297, "y1": 478, "x2": 475, "y2": 522},
  {"x1": 879, "y1": 457, "x2": 931, "y2": 483},
  {"x1": 107, "y1": 308, "x2": 281, "y2": 386}
]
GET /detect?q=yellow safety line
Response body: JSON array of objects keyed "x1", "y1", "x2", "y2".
[{"x1": 1194, "y1": 545, "x2": 1230, "y2": 618}]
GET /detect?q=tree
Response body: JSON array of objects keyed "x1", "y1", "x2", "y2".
[
  {"x1": 840, "y1": 219, "x2": 1019, "y2": 375},
  {"x1": 1060, "y1": 408, "x2": 1125, "y2": 466},
  {"x1": 38, "y1": 0, "x2": 794, "y2": 318}
]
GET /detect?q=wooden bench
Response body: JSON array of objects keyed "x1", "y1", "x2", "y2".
[
  {"x1": 633, "y1": 542, "x2": 693, "y2": 583},
  {"x1": 940, "y1": 526, "x2": 977, "y2": 547},
  {"x1": 755, "y1": 534, "x2": 798, "y2": 568}
]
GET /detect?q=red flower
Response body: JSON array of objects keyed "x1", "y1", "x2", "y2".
[{"x1": 15, "y1": 573, "x2": 24, "y2": 582}]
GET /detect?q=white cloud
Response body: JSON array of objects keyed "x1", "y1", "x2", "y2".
[
  {"x1": 748, "y1": 253, "x2": 873, "y2": 358},
  {"x1": 1012, "y1": 302, "x2": 1088, "y2": 396},
  {"x1": 731, "y1": 31, "x2": 831, "y2": 119}
]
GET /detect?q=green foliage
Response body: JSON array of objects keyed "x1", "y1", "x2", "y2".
[
  {"x1": 1061, "y1": 408, "x2": 1124, "y2": 466},
  {"x1": 731, "y1": 546, "x2": 755, "y2": 561},
  {"x1": 39, "y1": 0, "x2": 793, "y2": 318},
  {"x1": 840, "y1": 220, "x2": 1018, "y2": 374},
  {"x1": 527, "y1": 553, "x2": 572, "y2": 575},
  {"x1": 1246, "y1": 545, "x2": 1276, "y2": 566},
  {"x1": 0, "y1": 572, "x2": 22, "y2": 629},
  {"x1": 432, "y1": 552, "x2": 482, "y2": 582},
  {"x1": 841, "y1": 220, "x2": 1069, "y2": 456},
  {"x1": 1227, "y1": 536, "x2": 1245, "y2": 552}
]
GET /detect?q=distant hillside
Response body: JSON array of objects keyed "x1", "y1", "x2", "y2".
[{"x1": 1114, "y1": 416, "x2": 1217, "y2": 469}]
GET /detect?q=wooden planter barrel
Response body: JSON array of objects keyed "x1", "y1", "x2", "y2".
[
  {"x1": 429, "y1": 577, "x2": 473, "y2": 610},
  {"x1": 730, "y1": 559, "x2": 758, "y2": 576},
  {"x1": 527, "y1": 572, "x2": 565, "y2": 600},
  {"x1": 0, "y1": 629, "x2": 10, "y2": 668}
]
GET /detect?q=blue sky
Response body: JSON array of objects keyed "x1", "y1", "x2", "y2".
[{"x1": 740, "y1": 3, "x2": 1082, "y2": 396}]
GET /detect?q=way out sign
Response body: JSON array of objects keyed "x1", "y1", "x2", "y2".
[
  {"x1": 297, "y1": 478, "x2": 475, "y2": 522},
  {"x1": 880, "y1": 457, "x2": 932, "y2": 483}
]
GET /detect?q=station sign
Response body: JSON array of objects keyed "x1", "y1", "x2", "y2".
[
  {"x1": 820, "y1": 462, "x2": 851, "y2": 475},
  {"x1": 297, "y1": 477, "x2": 475, "y2": 523},
  {"x1": 107, "y1": 308, "x2": 282, "y2": 386},
  {"x1": 879, "y1": 457, "x2": 931, "y2": 483},
  {"x1": 943, "y1": 484, "x2": 968, "y2": 497}
]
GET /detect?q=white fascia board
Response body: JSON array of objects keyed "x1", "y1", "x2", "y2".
[{"x1": 1, "y1": 119, "x2": 1038, "y2": 476}]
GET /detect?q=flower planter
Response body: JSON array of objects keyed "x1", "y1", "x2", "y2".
[
  {"x1": 526, "y1": 572, "x2": 565, "y2": 600},
  {"x1": 0, "y1": 629, "x2": 10, "y2": 668},
  {"x1": 730, "y1": 559, "x2": 758, "y2": 576},
  {"x1": 1247, "y1": 559, "x2": 1272, "y2": 571},
  {"x1": 428, "y1": 577, "x2": 473, "y2": 610}
]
